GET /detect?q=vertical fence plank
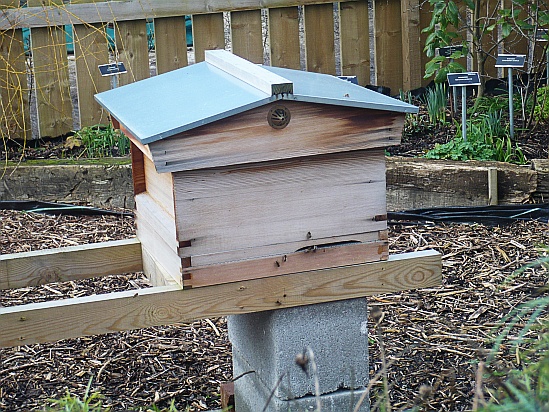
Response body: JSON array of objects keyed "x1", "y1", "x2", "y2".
[
  {"x1": 115, "y1": 20, "x2": 150, "y2": 87},
  {"x1": 374, "y1": 0, "x2": 403, "y2": 94},
  {"x1": 28, "y1": 0, "x2": 72, "y2": 138},
  {"x1": 73, "y1": 23, "x2": 110, "y2": 128},
  {"x1": 419, "y1": 2, "x2": 432, "y2": 86},
  {"x1": 230, "y1": 10, "x2": 263, "y2": 64},
  {"x1": 303, "y1": 3, "x2": 336, "y2": 74},
  {"x1": 155, "y1": 17, "x2": 189, "y2": 74},
  {"x1": 339, "y1": 0, "x2": 370, "y2": 86},
  {"x1": 268, "y1": 7, "x2": 300, "y2": 69},
  {"x1": 0, "y1": 0, "x2": 30, "y2": 140},
  {"x1": 401, "y1": 0, "x2": 422, "y2": 90},
  {"x1": 192, "y1": 13, "x2": 225, "y2": 63}
]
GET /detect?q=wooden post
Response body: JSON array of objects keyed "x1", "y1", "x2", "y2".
[
  {"x1": 401, "y1": 0, "x2": 422, "y2": 91},
  {"x1": 73, "y1": 23, "x2": 111, "y2": 127},
  {"x1": 115, "y1": 19, "x2": 150, "y2": 87},
  {"x1": 0, "y1": 0, "x2": 30, "y2": 140},
  {"x1": 339, "y1": 0, "x2": 370, "y2": 86},
  {"x1": 231, "y1": 10, "x2": 263, "y2": 64},
  {"x1": 28, "y1": 0, "x2": 72, "y2": 138},
  {"x1": 303, "y1": 3, "x2": 336, "y2": 74},
  {"x1": 155, "y1": 16, "x2": 189, "y2": 74},
  {"x1": 268, "y1": 7, "x2": 300, "y2": 70},
  {"x1": 192, "y1": 13, "x2": 225, "y2": 63},
  {"x1": 488, "y1": 167, "x2": 498, "y2": 205},
  {"x1": 374, "y1": 0, "x2": 403, "y2": 94}
]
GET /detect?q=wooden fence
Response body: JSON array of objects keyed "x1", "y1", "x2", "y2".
[{"x1": 0, "y1": 0, "x2": 534, "y2": 141}]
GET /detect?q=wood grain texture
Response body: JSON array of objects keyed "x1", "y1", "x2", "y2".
[
  {"x1": 28, "y1": 8, "x2": 72, "y2": 138},
  {"x1": 385, "y1": 157, "x2": 537, "y2": 209},
  {"x1": 230, "y1": 10, "x2": 263, "y2": 64},
  {"x1": 0, "y1": 1, "x2": 358, "y2": 29},
  {"x1": 130, "y1": 141, "x2": 146, "y2": 195},
  {"x1": 0, "y1": 239, "x2": 142, "y2": 290},
  {"x1": 268, "y1": 7, "x2": 300, "y2": 69},
  {"x1": 141, "y1": 247, "x2": 182, "y2": 287},
  {"x1": 0, "y1": 250, "x2": 441, "y2": 347},
  {"x1": 184, "y1": 241, "x2": 388, "y2": 288},
  {"x1": 374, "y1": 0, "x2": 403, "y2": 94},
  {"x1": 73, "y1": 23, "x2": 111, "y2": 128},
  {"x1": 339, "y1": 0, "x2": 370, "y2": 86},
  {"x1": 0, "y1": 0, "x2": 30, "y2": 140},
  {"x1": 401, "y1": 0, "x2": 422, "y2": 90},
  {"x1": 144, "y1": 155, "x2": 174, "y2": 217},
  {"x1": 115, "y1": 19, "x2": 150, "y2": 86},
  {"x1": 150, "y1": 101, "x2": 404, "y2": 173},
  {"x1": 154, "y1": 16, "x2": 189, "y2": 74},
  {"x1": 192, "y1": 13, "x2": 225, "y2": 63},
  {"x1": 135, "y1": 193, "x2": 178, "y2": 256},
  {"x1": 180, "y1": 231, "x2": 386, "y2": 266},
  {"x1": 303, "y1": 3, "x2": 336, "y2": 74},
  {"x1": 173, "y1": 150, "x2": 387, "y2": 260},
  {"x1": 136, "y1": 209, "x2": 183, "y2": 288}
]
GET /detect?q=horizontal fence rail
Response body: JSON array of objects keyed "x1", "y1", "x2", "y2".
[{"x1": 0, "y1": 0, "x2": 538, "y2": 141}]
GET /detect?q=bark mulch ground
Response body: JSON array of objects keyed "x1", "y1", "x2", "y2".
[{"x1": 0, "y1": 210, "x2": 548, "y2": 411}]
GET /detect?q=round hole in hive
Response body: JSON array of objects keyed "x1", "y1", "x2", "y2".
[{"x1": 267, "y1": 105, "x2": 291, "y2": 129}]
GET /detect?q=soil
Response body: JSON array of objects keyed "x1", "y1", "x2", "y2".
[{"x1": 0, "y1": 211, "x2": 547, "y2": 411}]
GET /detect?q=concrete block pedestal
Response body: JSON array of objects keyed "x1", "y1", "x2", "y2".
[{"x1": 228, "y1": 298, "x2": 370, "y2": 412}]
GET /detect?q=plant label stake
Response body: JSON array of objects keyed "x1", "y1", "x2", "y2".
[
  {"x1": 439, "y1": 45, "x2": 464, "y2": 115},
  {"x1": 98, "y1": 62, "x2": 127, "y2": 89},
  {"x1": 495, "y1": 54, "x2": 525, "y2": 139},
  {"x1": 447, "y1": 72, "x2": 480, "y2": 142}
]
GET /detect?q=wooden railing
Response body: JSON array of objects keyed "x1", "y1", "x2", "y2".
[{"x1": 0, "y1": 0, "x2": 532, "y2": 141}]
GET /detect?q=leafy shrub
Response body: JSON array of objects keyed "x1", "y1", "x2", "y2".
[{"x1": 425, "y1": 111, "x2": 526, "y2": 164}]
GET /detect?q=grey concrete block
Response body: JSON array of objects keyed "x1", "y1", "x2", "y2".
[
  {"x1": 233, "y1": 361, "x2": 370, "y2": 412},
  {"x1": 228, "y1": 298, "x2": 369, "y2": 401}
]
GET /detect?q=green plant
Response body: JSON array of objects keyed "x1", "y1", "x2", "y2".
[
  {"x1": 46, "y1": 377, "x2": 107, "y2": 412},
  {"x1": 471, "y1": 248, "x2": 549, "y2": 412},
  {"x1": 425, "y1": 134, "x2": 496, "y2": 161},
  {"x1": 533, "y1": 86, "x2": 549, "y2": 122},
  {"x1": 66, "y1": 124, "x2": 130, "y2": 158},
  {"x1": 422, "y1": 0, "x2": 549, "y2": 101},
  {"x1": 423, "y1": 82, "x2": 448, "y2": 125},
  {"x1": 426, "y1": 110, "x2": 526, "y2": 164}
]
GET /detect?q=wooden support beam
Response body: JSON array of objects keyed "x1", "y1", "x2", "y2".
[
  {"x1": 0, "y1": 250, "x2": 441, "y2": 347},
  {"x1": 0, "y1": 1, "x2": 357, "y2": 30},
  {"x1": 0, "y1": 239, "x2": 143, "y2": 290}
]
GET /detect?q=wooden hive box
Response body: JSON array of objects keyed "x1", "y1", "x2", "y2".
[{"x1": 96, "y1": 50, "x2": 418, "y2": 289}]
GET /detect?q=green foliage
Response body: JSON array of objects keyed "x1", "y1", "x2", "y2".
[
  {"x1": 479, "y1": 295, "x2": 549, "y2": 410},
  {"x1": 46, "y1": 378, "x2": 106, "y2": 412},
  {"x1": 423, "y1": 82, "x2": 448, "y2": 124},
  {"x1": 425, "y1": 133, "x2": 496, "y2": 161},
  {"x1": 66, "y1": 124, "x2": 130, "y2": 158},
  {"x1": 425, "y1": 111, "x2": 526, "y2": 164},
  {"x1": 533, "y1": 86, "x2": 549, "y2": 122}
]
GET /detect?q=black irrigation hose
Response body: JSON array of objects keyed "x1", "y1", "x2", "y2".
[
  {"x1": 1, "y1": 201, "x2": 547, "y2": 225},
  {"x1": 0, "y1": 200, "x2": 133, "y2": 217},
  {"x1": 388, "y1": 204, "x2": 549, "y2": 226}
]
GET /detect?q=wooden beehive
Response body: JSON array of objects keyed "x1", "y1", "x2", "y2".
[{"x1": 96, "y1": 50, "x2": 418, "y2": 289}]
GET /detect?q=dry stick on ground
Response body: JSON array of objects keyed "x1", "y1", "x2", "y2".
[{"x1": 1, "y1": 213, "x2": 548, "y2": 411}]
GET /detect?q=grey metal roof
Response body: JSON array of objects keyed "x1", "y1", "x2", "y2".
[{"x1": 95, "y1": 60, "x2": 417, "y2": 145}]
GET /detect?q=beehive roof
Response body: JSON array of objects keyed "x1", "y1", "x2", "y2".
[{"x1": 95, "y1": 51, "x2": 417, "y2": 145}]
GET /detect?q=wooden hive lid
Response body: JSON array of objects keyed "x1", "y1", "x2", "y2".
[{"x1": 95, "y1": 51, "x2": 417, "y2": 146}]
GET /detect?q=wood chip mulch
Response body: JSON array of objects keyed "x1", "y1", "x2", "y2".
[{"x1": 0, "y1": 210, "x2": 548, "y2": 411}]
